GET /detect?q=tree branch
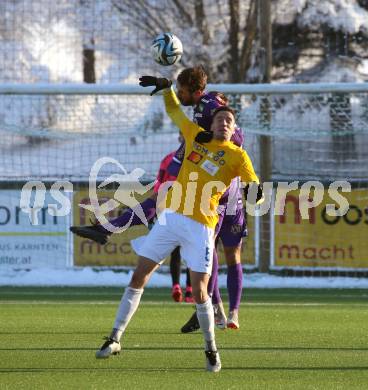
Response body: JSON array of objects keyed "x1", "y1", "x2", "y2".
[
  {"x1": 112, "y1": 0, "x2": 170, "y2": 34},
  {"x1": 215, "y1": 0, "x2": 229, "y2": 35},
  {"x1": 228, "y1": 0, "x2": 240, "y2": 82},
  {"x1": 172, "y1": 0, "x2": 193, "y2": 26},
  {"x1": 239, "y1": 0, "x2": 258, "y2": 81},
  {"x1": 195, "y1": 0, "x2": 211, "y2": 45}
]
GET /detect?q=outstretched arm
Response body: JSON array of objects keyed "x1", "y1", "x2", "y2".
[
  {"x1": 162, "y1": 87, "x2": 198, "y2": 138},
  {"x1": 139, "y1": 76, "x2": 172, "y2": 96},
  {"x1": 139, "y1": 75, "x2": 200, "y2": 140}
]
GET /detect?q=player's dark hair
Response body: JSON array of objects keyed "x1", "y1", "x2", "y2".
[
  {"x1": 212, "y1": 105, "x2": 236, "y2": 119},
  {"x1": 177, "y1": 66, "x2": 207, "y2": 93},
  {"x1": 195, "y1": 106, "x2": 236, "y2": 144}
]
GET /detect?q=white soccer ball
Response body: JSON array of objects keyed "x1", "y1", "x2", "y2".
[{"x1": 151, "y1": 33, "x2": 183, "y2": 66}]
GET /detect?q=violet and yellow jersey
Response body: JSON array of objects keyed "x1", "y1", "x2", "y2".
[{"x1": 161, "y1": 87, "x2": 259, "y2": 229}]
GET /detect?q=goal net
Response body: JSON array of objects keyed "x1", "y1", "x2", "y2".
[{"x1": 0, "y1": 83, "x2": 367, "y2": 275}]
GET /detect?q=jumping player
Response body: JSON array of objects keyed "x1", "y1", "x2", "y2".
[
  {"x1": 70, "y1": 67, "x2": 247, "y2": 328},
  {"x1": 94, "y1": 79, "x2": 260, "y2": 372},
  {"x1": 162, "y1": 67, "x2": 247, "y2": 330}
]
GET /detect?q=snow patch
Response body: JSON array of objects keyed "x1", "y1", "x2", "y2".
[
  {"x1": 297, "y1": 0, "x2": 368, "y2": 34},
  {"x1": 0, "y1": 267, "x2": 367, "y2": 289}
]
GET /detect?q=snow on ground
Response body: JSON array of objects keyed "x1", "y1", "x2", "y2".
[{"x1": 0, "y1": 267, "x2": 367, "y2": 289}]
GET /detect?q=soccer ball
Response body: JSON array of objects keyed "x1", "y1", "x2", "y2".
[{"x1": 151, "y1": 33, "x2": 183, "y2": 66}]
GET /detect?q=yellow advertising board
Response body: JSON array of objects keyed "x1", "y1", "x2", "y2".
[
  {"x1": 73, "y1": 190, "x2": 150, "y2": 266},
  {"x1": 73, "y1": 189, "x2": 256, "y2": 267},
  {"x1": 274, "y1": 189, "x2": 368, "y2": 268}
]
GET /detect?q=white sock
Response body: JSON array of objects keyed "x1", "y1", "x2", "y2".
[
  {"x1": 110, "y1": 286, "x2": 144, "y2": 342},
  {"x1": 196, "y1": 298, "x2": 217, "y2": 352}
]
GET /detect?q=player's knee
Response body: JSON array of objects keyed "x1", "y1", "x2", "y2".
[
  {"x1": 130, "y1": 257, "x2": 158, "y2": 288},
  {"x1": 130, "y1": 265, "x2": 151, "y2": 289},
  {"x1": 224, "y1": 246, "x2": 241, "y2": 266},
  {"x1": 225, "y1": 255, "x2": 239, "y2": 266},
  {"x1": 192, "y1": 286, "x2": 208, "y2": 304},
  {"x1": 129, "y1": 271, "x2": 146, "y2": 289}
]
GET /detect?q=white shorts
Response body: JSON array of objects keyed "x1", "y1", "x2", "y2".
[{"x1": 132, "y1": 210, "x2": 214, "y2": 275}]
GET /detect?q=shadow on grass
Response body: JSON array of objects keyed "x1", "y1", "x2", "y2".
[
  {"x1": 0, "y1": 331, "x2": 182, "y2": 335},
  {"x1": 1, "y1": 366, "x2": 368, "y2": 373},
  {"x1": 0, "y1": 346, "x2": 367, "y2": 352}
]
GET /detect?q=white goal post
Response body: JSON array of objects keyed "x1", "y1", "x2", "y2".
[{"x1": 1, "y1": 82, "x2": 368, "y2": 94}]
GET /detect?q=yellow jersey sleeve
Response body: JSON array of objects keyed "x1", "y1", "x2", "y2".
[
  {"x1": 236, "y1": 149, "x2": 260, "y2": 184},
  {"x1": 163, "y1": 87, "x2": 201, "y2": 142}
]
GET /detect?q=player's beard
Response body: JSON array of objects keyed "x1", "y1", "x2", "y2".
[{"x1": 180, "y1": 97, "x2": 195, "y2": 106}]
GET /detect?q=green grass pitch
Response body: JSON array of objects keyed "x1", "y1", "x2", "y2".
[{"x1": 0, "y1": 287, "x2": 367, "y2": 389}]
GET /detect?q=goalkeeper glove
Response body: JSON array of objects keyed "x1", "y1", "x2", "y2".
[
  {"x1": 194, "y1": 131, "x2": 213, "y2": 144},
  {"x1": 139, "y1": 76, "x2": 172, "y2": 96}
]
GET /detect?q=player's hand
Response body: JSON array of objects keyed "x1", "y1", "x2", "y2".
[
  {"x1": 195, "y1": 131, "x2": 213, "y2": 144},
  {"x1": 139, "y1": 76, "x2": 172, "y2": 96},
  {"x1": 231, "y1": 127, "x2": 244, "y2": 147}
]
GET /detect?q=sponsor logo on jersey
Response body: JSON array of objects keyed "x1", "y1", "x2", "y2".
[
  {"x1": 187, "y1": 151, "x2": 203, "y2": 164},
  {"x1": 193, "y1": 143, "x2": 226, "y2": 166},
  {"x1": 201, "y1": 159, "x2": 219, "y2": 176},
  {"x1": 198, "y1": 103, "x2": 204, "y2": 112},
  {"x1": 193, "y1": 142, "x2": 209, "y2": 155},
  {"x1": 213, "y1": 150, "x2": 225, "y2": 163},
  {"x1": 194, "y1": 113, "x2": 203, "y2": 118},
  {"x1": 231, "y1": 224, "x2": 242, "y2": 234}
]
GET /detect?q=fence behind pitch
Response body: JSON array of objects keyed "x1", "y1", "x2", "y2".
[{"x1": 0, "y1": 83, "x2": 367, "y2": 276}]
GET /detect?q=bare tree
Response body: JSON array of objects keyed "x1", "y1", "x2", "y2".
[
  {"x1": 272, "y1": 1, "x2": 368, "y2": 162},
  {"x1": 111, "y1": 0, "x2": 258, "y2": 82},
  {"x1": 83, "y1": 38, "x2": 96, "y2": 83}
]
